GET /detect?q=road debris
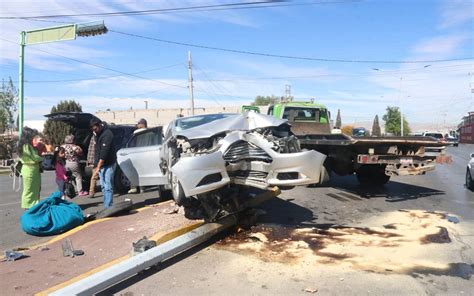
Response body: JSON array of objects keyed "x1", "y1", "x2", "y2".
[
  {"x1": 163, "y1": 205, "x2": 180, "y2": 215},
  {"x1": 304, "y1": 287, "x2": 318, "y2": 293},
  {"x1": 446, "y1": 215, "x2": 460, "y2": 224},
  {"x1": 4, "y1": 250, "x2": 26, "y2": 261},
  {"x1": 132, "y1": 236, "x2": 157, "y2": 255},
  {"x1": 61, "y1": 238, "x2": 84, "y2": 257}
]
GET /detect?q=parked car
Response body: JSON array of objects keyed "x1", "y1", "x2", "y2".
[
  {"x1": 466, "y1": 152, "x2": 474, "y2": 191},
  {"x1": 44, "y1": 112, "x2": 136, "y2": 193},
  {"x1": 352, "y1": 127, "x2": 369, "y2": 137},
  {"x1": 117, "y1": 112, "x2": 326, "y2": 219},
  {"x1": 445, "y1": 136, "x2": 459, "y2": 147},
  {"x1": 422, "y1": 132, "x2": 446, "y2": 152}
]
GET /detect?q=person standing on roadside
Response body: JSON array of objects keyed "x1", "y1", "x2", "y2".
[
  {"x1": 18, "y1": 127, "x2": 43, "y2": 209},
  {"x1": 90, "y1": 118, "x2": 116, "y2": 208},
  {"x1": 86, "y1": 132, "x2": 98, "y2": 198},
  {"x1": 62, "y1": 135, "x2": 88, "y2": 196},
  {"x1": 128, "y1": 118, "x2": 148, "y2": 194}
]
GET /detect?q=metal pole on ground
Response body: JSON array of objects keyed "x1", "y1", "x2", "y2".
[{"x1": 49, "y1": 188, "x2": 279, "y2": 296}]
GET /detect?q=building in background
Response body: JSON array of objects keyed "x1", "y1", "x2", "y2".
[{"x1": 458, "y1": 112, "x2": 474, "y2": 144}]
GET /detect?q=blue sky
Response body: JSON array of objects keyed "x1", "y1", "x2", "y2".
[{"x1": 0, "y1": 0, "x2": 472, "y2": 129}]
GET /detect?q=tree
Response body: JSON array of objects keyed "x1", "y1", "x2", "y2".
[
  {"x1": 371, "y1": 115, "x2": 381, "y2": 137},
  {"x1": 0, "y1": 78, "x2": 18, "y2": 133},
  {"x1": 335, "y1": 109, "x2": 342, "y2": 129},
  {"x1": 43, "y1": 100, "x2": 82, "y2": 146},
  {"x1": 382, "y1": 106, "x2": 411, "y2": 136},
  {"x1": 341, "y1": 125, "x2": 353, "y2": 136}
]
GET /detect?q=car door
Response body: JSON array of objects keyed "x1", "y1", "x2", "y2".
[{"x1": 116, "y1": 127, "x2": 167, "y2": 186}]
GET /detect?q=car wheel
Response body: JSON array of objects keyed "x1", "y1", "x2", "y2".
[
  {"x1": 466, "y1": 169, "x2": 474, "y2": 190},
  {"x1": 114, "y1": 167, "x2": 131, "y2": 194},
  {"x1": 170, "y1": 173, "x2": 186, "y2": 205}
]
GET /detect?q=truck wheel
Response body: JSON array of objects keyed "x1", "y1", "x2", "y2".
[
  {"x1": 356, "y1": 165, "x2": 390, "y2": 186},
  {"x1": 114, "y1": 167, "x2": 131, "y2": 194},
  {"x1": 466, "y1": 169, "x2": 474, "y2": 190}
]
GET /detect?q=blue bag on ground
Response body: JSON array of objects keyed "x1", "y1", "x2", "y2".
[{"x1": 20, "y1": 191, "x2": 84, "y2": 236}]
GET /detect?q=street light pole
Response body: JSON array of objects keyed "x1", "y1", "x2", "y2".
[
  {"x1": 17, "y1": 21, "x2": 107, "y2": 135},
  {"x1": 18, "y1": 31, "x2": 26, "y2": 135}
]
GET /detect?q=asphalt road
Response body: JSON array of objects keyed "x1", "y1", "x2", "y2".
[{"x1": 102, "y1": 144, "x2": 474, "y2": 295}]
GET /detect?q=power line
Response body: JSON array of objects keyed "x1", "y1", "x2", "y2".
[
  {"x1": 0, "y1": 37, "x2": 187, "y2": 89},
  {"x1": 0, "y1": 1, "x2": 284, "y2": 19},
  {"x1": 110, "y1": 30, "x2": 473, "y2": 64},
  {"x1": 14, "y1": 63, "x2": 185, "y2": 83}
]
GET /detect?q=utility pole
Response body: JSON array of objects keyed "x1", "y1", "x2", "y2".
[
  {"x1": 188, "y1": 51, "x2": 195, "y2": 116},
  {"x1": 144, "y1": 100, "x2": 148, "y2": 110},
  {"x1": 285, "y1": 84, "x2": 291, "y2": 101},
  {"x1": 398, "y1": 76, "x2": 403, "y2": 136}
]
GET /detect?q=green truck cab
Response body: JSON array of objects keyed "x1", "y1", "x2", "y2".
[{"x1": 267, "y1": 101, "x2": 333, "y2": 135}]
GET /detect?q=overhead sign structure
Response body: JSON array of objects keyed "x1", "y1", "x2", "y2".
[
  {"x1": 18, "y1": 21, "x2": 107, "y2": 135},
  {"x1": 25, "y1": 24, "x2": 76, "y2": 45}
]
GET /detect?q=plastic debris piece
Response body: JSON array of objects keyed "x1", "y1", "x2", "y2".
[
  {"x1": 447, "y1": 215, "x2": 460, "y2": 224},
  {"x1": 132, "y1": 236, "x2": 157, "y2": 255},
  {"x1": 61, "y1": 238, "x2": 84, "y2": 257},
  {"x1": 4, "y1": 250, "x2": 25, "y2": 261},
  {"x1": 304, "y1": 287, "x2": 318, "y2": 293}
]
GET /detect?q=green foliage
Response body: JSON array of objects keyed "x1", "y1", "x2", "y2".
[
  {"x1": 341, "y1": 125, "x2": 353, "y2": 136},
  {"x1": 335, "y1": 109, "x2": 342, "y2": 129},
  {"x1": 382, "y1": 106, "x2": 411, "y2": 136},
  {"x1": 43, "y1": 100, "x2": 82, "y2": 146},
  {"x1": 251, "y1": 95, "x2": 287, "y2": 106},
  {"x1": 0, "y1": 78, "x2": 18, "y2": 133},
  {"x1": 371, "y1": 114, "x2": 381, "y2": 137}
]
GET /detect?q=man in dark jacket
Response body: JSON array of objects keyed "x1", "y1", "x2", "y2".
[{"x1": 90, "y1": 118, "x2": 116, "y2": 208}]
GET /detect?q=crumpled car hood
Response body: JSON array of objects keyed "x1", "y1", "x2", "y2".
[{"x1": 176, "y1": 112, "x2": 288, "y2": 140}]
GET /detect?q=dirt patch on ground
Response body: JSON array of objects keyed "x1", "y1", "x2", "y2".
[{"x1": 216, "y1": 210, "x2": 472, "y2": 279}]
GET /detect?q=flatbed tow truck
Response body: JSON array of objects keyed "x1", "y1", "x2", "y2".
[{"x1": 265, "y1": 101, "x2": 448, "y2": 186}]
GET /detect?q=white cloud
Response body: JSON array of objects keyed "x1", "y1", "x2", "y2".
[
  {"x1": 412, "y1": 33, "x2": 471, "y2": 58},
  {"x1": 439, "y1": 0, "x2": 474, "y2": 29}
]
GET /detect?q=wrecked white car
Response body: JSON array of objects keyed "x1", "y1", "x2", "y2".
[{"x1": 117, "y1": 112, "x2": 326, "y2": 220}]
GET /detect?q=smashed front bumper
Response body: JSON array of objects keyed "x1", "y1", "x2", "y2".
[
  {"x1": 171, "y1": 131, "x2": 326, "y2": 197},
  {"x1": 170, "y1": 151, "x2": 230, "y2": 197}
]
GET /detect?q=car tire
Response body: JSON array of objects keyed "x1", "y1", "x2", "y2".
[
  {"x1": 466, "y1": 169, "x2": 474, "y2": 191},
  {"x1": 114, "y1": 166, "x2": 131, "y2": 194},
  {"x1": 170, "y1": 173, "x2": 186, "y2": 205}
]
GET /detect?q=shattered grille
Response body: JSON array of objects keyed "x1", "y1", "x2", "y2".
[
  {"x1": 223, "y1": 141, "x2": 272, "y2": 163},
  {"x1": 228, "y1": 170, "x2": 268, "y2": 179}
]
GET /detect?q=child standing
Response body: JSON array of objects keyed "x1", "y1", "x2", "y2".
[{"x1": 53, "y1": 146, "x2": 68, "y2": 199}]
